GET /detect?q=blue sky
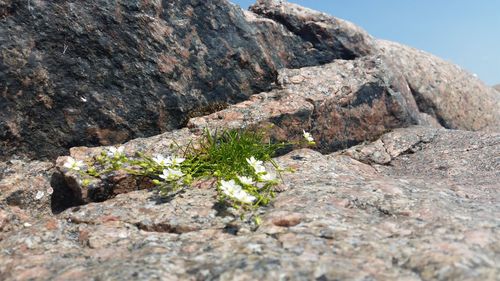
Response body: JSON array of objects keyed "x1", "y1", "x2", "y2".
[{"x1": 231, "y1": 0, "x2": 499, "y2": 85}]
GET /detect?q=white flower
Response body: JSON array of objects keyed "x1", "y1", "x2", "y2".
[
  {"x1": 246, "y1": 156, "x2": 262, "y2": 168},
  {"x1": 166, "y1": 155, "x2": 185, "y2": 166},
  {"x1": 235, "y1": 190, "x2": 257, "y2": 204},
  {"x1": 46, "y1": 187, "x2": 54, "y2": 195},
  {"x1": 154, "y1": 155, "x2": 185, "y2": 167},
  {"x1": 219, "y1": 179, "x2": 256, "y2": 204},
  {"x1": 63, "y1": 157, "x2": 85, "y2": 171},
  {"x1": 237, "y1": 175, "x2": 254, "y2": 186},
  {"x1": 303, "y1": 130, "x2": 315, "y2": 143},
  {"x1": 107, "y1": 146, "x2": 125, "y2": 157},
  {"x1": 259, "y1": 172, "x2": 276, "y2": 182},
  {"x1": 254, "y1": 164, "x2": 266, "y2": 174},
  {"x1": 246, "y1": 156, "x2": 266, "y2": 174},
  {"x1": 219, "y1": 179, "x2": 241, "y2": 197},
  {"x1": 152, "y1": 154, "x2": 168, "y2": 166},
  {"x1": 159, "y1": 168, "x2": 184, "y2": 181}
]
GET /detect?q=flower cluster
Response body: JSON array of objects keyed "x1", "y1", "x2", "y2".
[
  {"x1": 106, "y1": 146, "x2": 125, "y2": 158},
  {"x1": 153, "y1": 155, "x2": 185, "y2": 167},
  {"x1": 152, "y1": 154, "x2": 186, "y2": 183},
  {"x1": 61, "y1": 128, "x2": 315, "y2": 223},
  {"x1": 218, "y1": 156, "x2": 278, "y2": 206},
  {"x1": 246, "y1": 156, "x2": 276, "y2": 183},
  {"x1": 219, "y1": 179, "x2": 256, "y2": 204}
]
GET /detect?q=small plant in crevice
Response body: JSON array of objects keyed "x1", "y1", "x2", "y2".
[{"x1": 63, "y1": 128, "x2": 316, "y2": 224}]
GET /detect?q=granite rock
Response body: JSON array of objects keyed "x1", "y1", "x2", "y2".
[
  {"x1": 251, "y1": 1, "x2": 500, "y2": 132},
  {"x1": 53, "y1": 54, "x2": 429, "y2": 204},
  {"x1": 250, "y1": 0, "x2": 376, "y2": 60},
  {"x1": 0, "y1": 159, "x2": 55, "y2": 217},
  {"x1": 0, "y1": 0, "x2": 372, "y2": 160},
  {"x1": 1, "y1": 1, "x2": 499, "y2": 279},
  {"x1": 189, "y1": 55, "x2": 432, "y2": 154},
  {"x1": 377, "y1": 40, "x2": 500, "y2": 131},
  {"x1": 0, "y1": 127, "x2": 498, "y2": 280}
]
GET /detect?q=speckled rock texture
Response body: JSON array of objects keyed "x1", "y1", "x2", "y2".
[
  {"x1": 249, "y1": 0, "x2": 376, "y2": 60},
  {"x1": 3, "y1": 0, "x2": 498, "y2": 161},
  {"x1": 54, "y1": 54, "x2": 439, "y2": 204},
  {"x1": 377, "y1": 40, "x2": 500, "y2": 131},
  {"x1": 0, "y1": 0, "x2": 373, "y2": 160},
  {"x1": 0, "y1": 159, "x2": 55, "y2": 217},
  {"x1": 1, "y1": 1, "x2": 500, "y2": 279},
  {"x1": 250, "y1": 1, "x2": 500, "y2": 133},
  {"x1": 189, "y1": 55, "x2": 439, "y2": 153},
  {"x1": 0, "y1": 127, "x2": 499, "y2": 280}
]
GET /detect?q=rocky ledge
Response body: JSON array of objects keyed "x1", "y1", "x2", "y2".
[
  {"x1": 0, "y1": 0, "x2": 499, "y2": 280},
  {"x1": 1, "y1": 127, "x2": 499, "y2": 280},
  {"x1": 1, "y1": 0, "x2": 498, "y2": 160}
]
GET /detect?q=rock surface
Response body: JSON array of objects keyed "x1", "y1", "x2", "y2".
[
  {"x1": 2, "y1": 0, "x2": 499, "y2": 160},
  {"x1": 250, "y1": 1, "x2": 500, "y2": 132},
  {"x1": 189, "y1": 55, "x2": 434, "y2": 153},
  {"x1": 494, "y1": 84, "x2": 500, "y2": 92},
  {"x1": 0, "y1": 0, "x2": 372, "y2": 160},
  {"x1": 1, "y1": 127, "x2": 499, "y2": 280},
  {"x1": 0, "y1": 159, "x2": 55, "y2": 216},
  {"x1": 249, "y1": 0, "x2": 376, "y2": 60},
  {"x1": 377, "y1": 40, "x2": 500, "y2": 131},
  {"x1": 1, "y1": 1, "x2": 500, "y2": 280},
  {"x1": 53, "y1": 53, "x2": 436, "y2": 204}
]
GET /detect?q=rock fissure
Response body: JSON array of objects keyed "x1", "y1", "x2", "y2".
[{"x1": 134, "y1": 221, "x2": 199, "y2": 234}]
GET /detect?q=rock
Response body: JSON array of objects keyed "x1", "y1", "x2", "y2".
[
  {"x1": 250, "y1": 1, "x2": 500, "y2": 133},
  {"x1": 361, "y1": 128, "x2": 500, "y2": 194},
  {"x1": 54, "y1": 53, "x2": 498, "y2": 204},
  {"x1": 189, "y1": 55, "x2": 433, "y2": 153},
  {"x1": 54, "y1": 54, "x2": 430, "y2": 204},
  {"x1": 54, "y1": 128, "x2": 199, "y2": 204},
  {"x1": 0, "y1": 127, "x2": 498, "y2": 280},
  {"x1": 57, "y1": 51, "x2": 436, "y2": 202},
  {"x1": 0, "y1": 0, "x2": 374, "y2": 161},
  {"x1": 2, "y1": 0, "x2": 498, "y2": 161},
  {"x1": 1, "y1": 1, "x2": 499, "y2": 279},
  {"x1": 250, "y1": 0, "x2": 376, "y2": 60},
  {"x1": 0, "y1": 159, "x2": 55, "y2": 217},
  {"x1": 494, "y1": 84, "x2": 500, "y2": 92},
  {"x1": 377, "y1": 40, "x2": 500, "y2": 131},
  {"x1": 0, "y1": 158, "x2": 63, "y2": 240},
  {"x1": 341, "y1": 126, "x2": 439, "y2": 165}
]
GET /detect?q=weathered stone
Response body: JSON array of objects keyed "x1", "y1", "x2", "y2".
[
  {"x1": 0, "y1": 159, "x2": 55, "y2": 216},
  {"x1": 377, "y1": 40, "x2": 500, "y2": 131},
  {"x1": 250, "y1": 0, "x2": 376, "y2": 60},
  {"x1": 189, "y1": 55, "x2": 431, "y2": 153},
  {"x1": 1, "y1": 1, "x2": 499, "y2": 280},
  {"x1": 341, "y1": 126, "x2": 439, "y2": 165},
  {"x1": 0, "y1": 158, "x2": 59, "y2": 240},
  {"x1": 54, "y1": 129, "x2": 199, "y2": 204},
  {"x1": 0, "y1": 127, "x2": 498, "y2": 280},
  {"x1": 2, "y1": 0, "x2": 498, "y2": 161},
  {"x1": 53, "y1": 53, "x2": 433, "y2": 204},
  {"x1": 0, "y1": 0, "x2": 371, "y2": 161}
]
